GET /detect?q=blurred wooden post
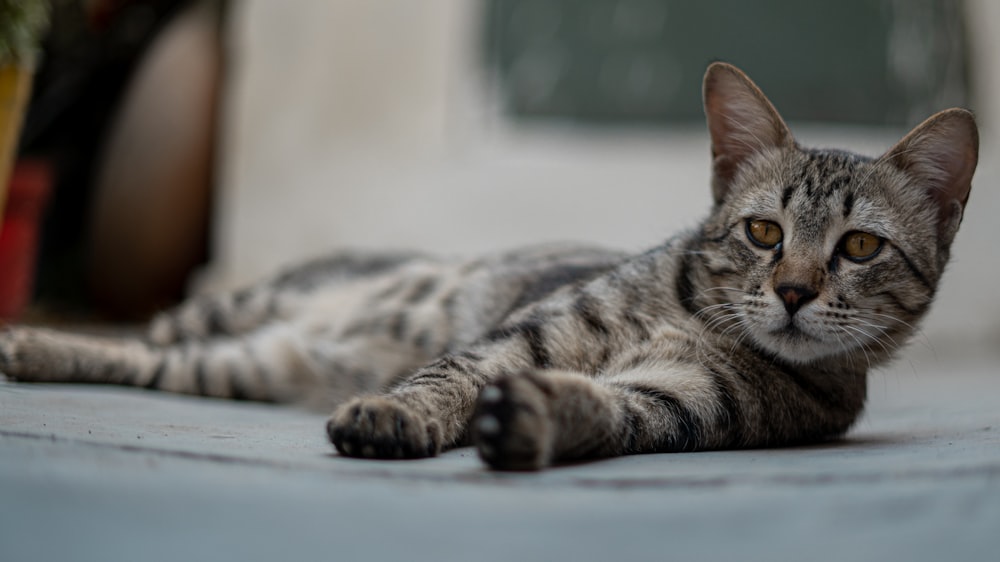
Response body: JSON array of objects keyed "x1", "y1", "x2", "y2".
[{"x1": 86, "y1": 1, "x2": 221, "y2": 319}]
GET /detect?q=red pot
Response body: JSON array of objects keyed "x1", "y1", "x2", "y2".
[{"x1": 0, "y1": 159, "x2": 51, "y2": 321}]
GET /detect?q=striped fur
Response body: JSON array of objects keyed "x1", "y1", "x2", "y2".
[{"x1": 0, "y1": 63, "x2": 978, "y2": 470}]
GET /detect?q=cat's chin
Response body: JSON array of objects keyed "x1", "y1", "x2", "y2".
[{"x1": 749, "y1": 327, "x2": 847, "y2": 365}]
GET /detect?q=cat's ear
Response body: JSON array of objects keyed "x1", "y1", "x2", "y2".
[
  {"x1": 883, "y1": 108, "x2": 978, "y2": 241},
  {"x1": 703, "y1": 62, "x2": 794, "y2": 204}
]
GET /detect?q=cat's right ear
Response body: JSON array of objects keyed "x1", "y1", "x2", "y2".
[{"x1": 703, "y1": 62, "x2": 794, "y2": 204}]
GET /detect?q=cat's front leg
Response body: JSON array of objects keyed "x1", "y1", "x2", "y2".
[
  {"x1": 472, "y1": 369, "x2": 623, "y2": 470},
  {"x1": 327, "y1": 352, "x2": 496, "y2": 459},
  {"x1": 471, "y1": 366, "x2": 741, "y2": 470},
  {"x1": 472, "y1": 360, "x2": 865, "y2": 470},
  {"x1": 326, "y1": 395, "x2": 444, "y2": 458}
]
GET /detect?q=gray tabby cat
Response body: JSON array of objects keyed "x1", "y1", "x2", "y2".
[{"x1": 0, "y1": 63, "x2": 978, "y2": 470}]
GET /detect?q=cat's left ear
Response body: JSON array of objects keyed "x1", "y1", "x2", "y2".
[{"x1": 884, "y1": 108, "x2": 978, "y2": 241}]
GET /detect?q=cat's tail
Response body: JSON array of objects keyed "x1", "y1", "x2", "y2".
[{"x1": 0, "y1": 325, "x2": 324, "y2": 404}]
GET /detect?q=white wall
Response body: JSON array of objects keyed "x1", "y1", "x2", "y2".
[{"x1": 207, "y1": 0, "x2": 1000, "y2": 347}]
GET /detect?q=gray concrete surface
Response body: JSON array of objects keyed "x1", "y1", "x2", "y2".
[{"x1": 2, "y1": 344, "x2": 999, "y2": 562}]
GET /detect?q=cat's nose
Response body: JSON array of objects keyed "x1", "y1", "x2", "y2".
[{"x1": 774, "y1": 284, "x2": 818, "y2": 316}]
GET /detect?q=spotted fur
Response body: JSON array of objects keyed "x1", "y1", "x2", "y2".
[{"x1": 0, "y1": 63, "x2": 978, "y2": 470}]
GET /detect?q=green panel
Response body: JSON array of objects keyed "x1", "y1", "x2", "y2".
[{"x1": 483, "y1": 0, "x2": 970, "y2": 126}]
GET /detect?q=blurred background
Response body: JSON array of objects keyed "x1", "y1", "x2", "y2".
[{"x1": 1, "y1": 0, "x2": 997, "y2": 348}]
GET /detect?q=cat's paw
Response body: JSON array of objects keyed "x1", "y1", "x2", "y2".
[
  {"x1": 0, "y1": 326, "x2": 33, "y2": 380},
  {"x1": 327, "y1": 396, "x2": 442, "y2": 459},
  {"x1": 473, "y1": 370, "x2": 556, "y2": 471},
  {"x1": 0, "y1": 326, "x2": 85, "y2": 382}
]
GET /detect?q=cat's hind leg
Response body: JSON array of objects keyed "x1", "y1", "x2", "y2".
[
  {"x1": 147, "y1": 250, "x2": 430, "y2": 346},
  {"x1": 0, "y1": 326, "x2": 162, "y2": 387},
  {"x1": 1, "y1": 324, "x2": 314, "y2": 403},
  {"x1": 1, "y1": 321, "x2": 436, "y2": 410},
  {"x1": 147, "y1": 287, "x2": 284, "y2": 345}
]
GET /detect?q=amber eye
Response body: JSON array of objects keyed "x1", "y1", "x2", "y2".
[
  {"x1": 840, "y1": 231, "x2": 883, "y2": 262},
  {"x1": 746, "y1": 219, "x2": 783, "y2": 249}
]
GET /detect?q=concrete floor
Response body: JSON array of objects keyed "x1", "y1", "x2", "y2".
[{"x1": 2, "y1": 344, "x2": 999, "y2": 562}]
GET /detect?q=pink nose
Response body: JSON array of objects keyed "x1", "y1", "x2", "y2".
[{"x1": 774, "y1": 284, "x2": 818, "y2": 316}]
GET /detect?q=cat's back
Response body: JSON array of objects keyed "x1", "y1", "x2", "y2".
[{"x1": 249, "y1": 243, "x2": 627, "y2": 343}]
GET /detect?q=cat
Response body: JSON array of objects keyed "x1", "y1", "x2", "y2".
[{"x1": 0, "y1": 62, "x2": 978, "y2": 470}]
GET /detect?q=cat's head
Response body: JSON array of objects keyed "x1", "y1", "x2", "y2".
[{"x1": 696, "y1": 62, "x2": 978, "y2": 365}]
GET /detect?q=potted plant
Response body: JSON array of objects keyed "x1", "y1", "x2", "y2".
[
  {"x1": 0, "y1": 0, "x2": 48, "y2": 218},
  {"x1": 0, "y1": 0, "x2": 49, "y2": 320}
]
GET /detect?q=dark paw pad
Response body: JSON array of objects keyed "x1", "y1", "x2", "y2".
[
  {"x1": 327, "y1": 397, "x2": 442, "y2": 459},
  {"x1": 473, "y1": 372, "x2": 554, "y2": 471}
]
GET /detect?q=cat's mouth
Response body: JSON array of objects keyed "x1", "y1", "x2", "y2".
[
  {"x1": 770, "y1": 321, "x2": 819, "y2": 342},
  {"x1": 754, "y1": 320, "x2": 834, "y2": 364}
]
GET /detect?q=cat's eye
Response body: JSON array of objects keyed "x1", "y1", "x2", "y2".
[
  {"x1": 840, "y1": 231, "x2": 883, "y2": 262},
  {"x1": 746, "y1": 219, "x2": 783, "y2": 249}
]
